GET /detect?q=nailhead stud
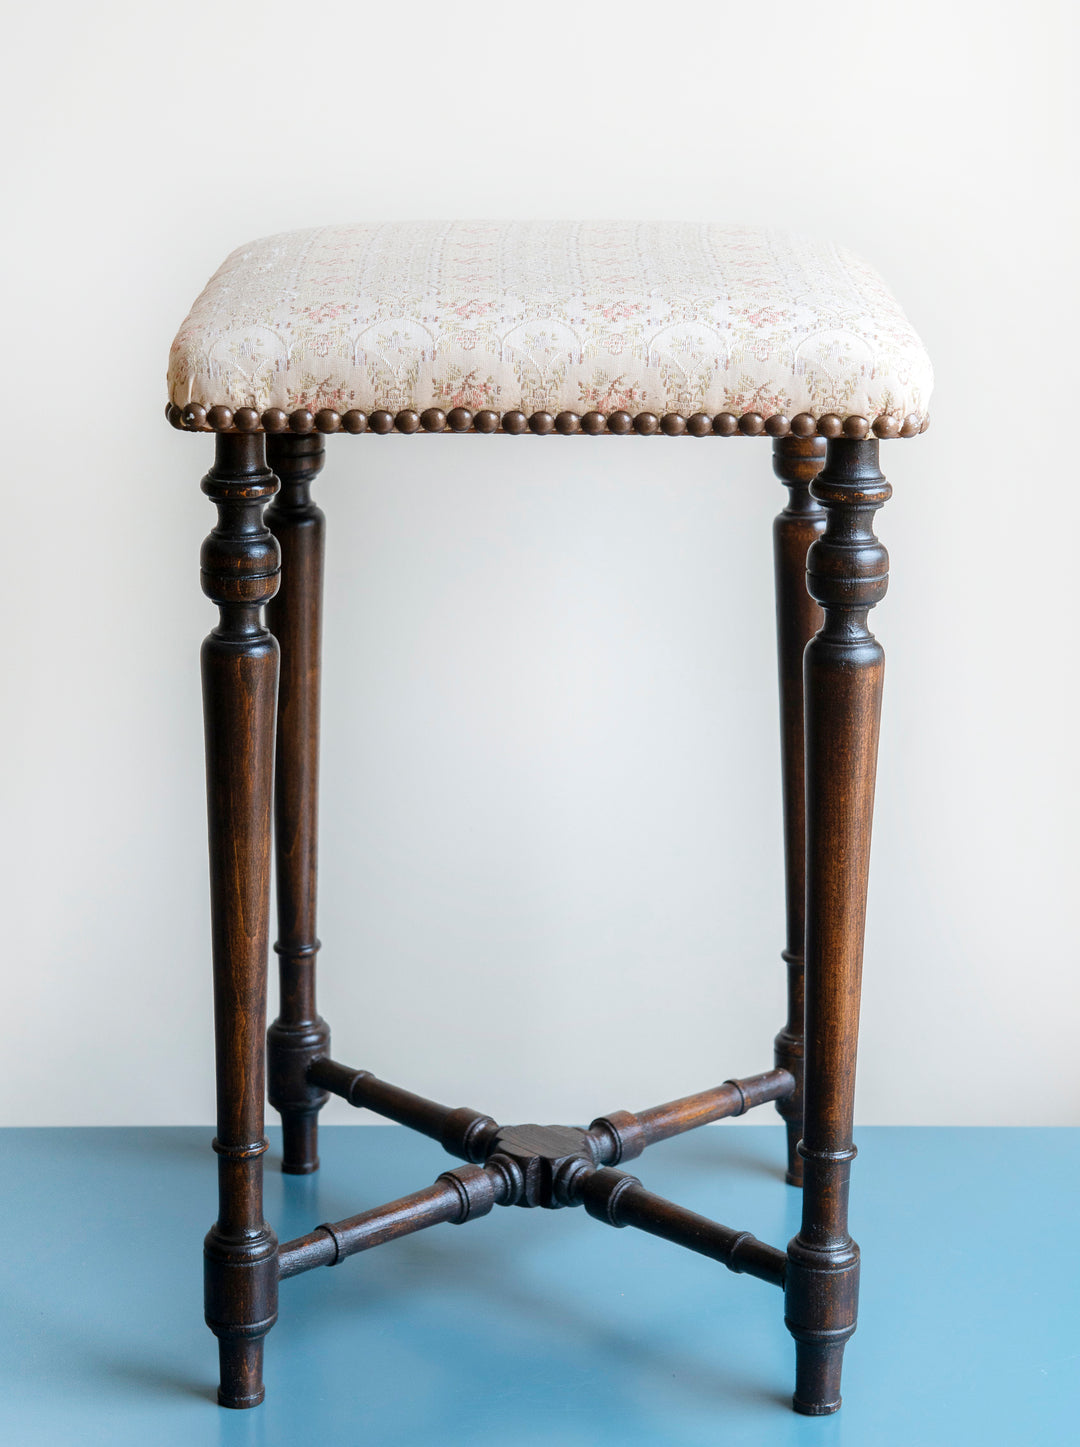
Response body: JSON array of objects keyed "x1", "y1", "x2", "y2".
[{"x1": 170, "y1": 401, "x2": 929, "y2": 440}]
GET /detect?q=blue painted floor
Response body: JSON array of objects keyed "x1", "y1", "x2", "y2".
[{"x1": 1, "y1": 1126, "x2": 1074, "y2": 1446}]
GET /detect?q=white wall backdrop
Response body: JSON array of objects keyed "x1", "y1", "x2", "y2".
[{"x1": 2, "y1": 0, "x2": 1076, "y2": 1126}]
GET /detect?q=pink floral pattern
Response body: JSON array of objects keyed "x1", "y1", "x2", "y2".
[{"x1": 168, "y1": 221, "x2": 933, "y2": 423}]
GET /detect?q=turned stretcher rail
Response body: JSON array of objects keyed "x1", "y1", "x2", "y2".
[
  {"x1": 285, "y1": 1062, "x2": 793, "y2": 1284},
  {"x1": 278, "y1": 1160, "x2": 513, "y2": 1278},
  {"x1": 309, "y1": 1058, "x2": 792, "y2": 1168},
  {"x1": 307, "y1": 1058, "x2": 499, "y2": 1161},
  {"x1": 277, "y1": 1179, "x2": 462, "y2": 1277},
  {"x1": 278, "y1": 1155, "x2": 787, "y2": 1287},
  {"x1": 579, "y1": 1168, "x2": 787, "y2": 1286},
  {"x1": 587, "y1": 1068, "x2": 795, "y2": 1164}
]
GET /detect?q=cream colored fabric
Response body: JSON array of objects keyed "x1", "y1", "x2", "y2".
[{"x1": 168, "y1": 221, "x2": 933, "y2": 423}]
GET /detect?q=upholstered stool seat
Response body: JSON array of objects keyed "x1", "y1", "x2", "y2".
[
  {"x1": 168, "y1": 220, "x2": 932, "y2": 439},
  {"x1": 171, "y1": 219, "x2": 931, "y2": 1418}
]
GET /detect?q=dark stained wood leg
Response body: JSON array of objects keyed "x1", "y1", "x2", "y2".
[
  {"x1": 784, "y1": 438, "x2": 890, "y2": 1415},
  {"x1": 200, "y1": 434, "x2": 281, "y2": 1408},
  {"x1": 265, "y1": 434, "x2": 330, "y2": 1175},
  {"x1": 771, "y1": 437, "x2": 826, "y2": 1187}
]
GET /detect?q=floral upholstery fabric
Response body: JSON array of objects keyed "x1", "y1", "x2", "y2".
[{"x1": 168, "y1": 221, "x2": 933, "y2": 424}]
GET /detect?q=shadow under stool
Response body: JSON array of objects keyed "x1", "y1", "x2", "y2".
[{"x1": 166, "y1": 220, "x2": 933, "y2": 1415}]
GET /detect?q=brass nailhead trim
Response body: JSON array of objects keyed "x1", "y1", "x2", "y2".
[{"x1": 167, "y1": 401, "x2": 928, "y2": 439}]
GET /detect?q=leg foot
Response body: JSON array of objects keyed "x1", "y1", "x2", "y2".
[
  {"x1": 785, "y1": 1204, "x2": 859, "y2": 1415},
  {"x1": 217, "y1": 1339, "x2": 266, "y2": 1409},
  {"x1": 792, "y1": 1338, "x2": 846, "y2": 1415},
  {"x1": 782, "y1": 1118, "x2": 803, "y2": 1188},
  {"x1": 280, "y1": 1110, "x2": 320, "y2": 1175}
]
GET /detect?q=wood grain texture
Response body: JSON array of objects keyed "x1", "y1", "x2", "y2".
[
  {"x1": 265, "y1": 434, "x2": 330, "y2": 1176},
  {"x1": 587, "y1": 1069, "x2": 794, "y2": 1165},
  {"x1": 581, "y1": 1169, "x2": 787, "y2": 1285},
  {"x1": 186, "y1": 426, "x2": 900, "y2": 1417},
  {"x1": 278, "y1": 1163, "x2": 511, "y2": 1277},
  {"x1": 277, "y1": 1132, "x2": 790, "y2": 1288},
  {"x1": 784, "y1": 437, "x2": 890, "y2": 1416},
  {"x1": 199, "y1": 433, "x2": 281, "y2": 1409},
  {"x1": 771, "y1": 437, "x2": 827, "y2": 1186}
]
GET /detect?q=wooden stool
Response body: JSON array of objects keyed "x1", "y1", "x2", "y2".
[{"x1": 167, "y1": 221, "x2": 932, "y2": 1414}]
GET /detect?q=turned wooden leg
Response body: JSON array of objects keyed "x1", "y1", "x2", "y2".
[
  {"x1": 200, "y1": 434, "x2": 281, "y2": 1408},
  {"x1": 771, "y1": 437, "x2": 826, "y2": 1187},
  {"x1": 784, "y1": 437, "x2": 890, "y2": 1415},
  {"x1": 265, "y1": 434, "x2": 330, "y2": 1175}
]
